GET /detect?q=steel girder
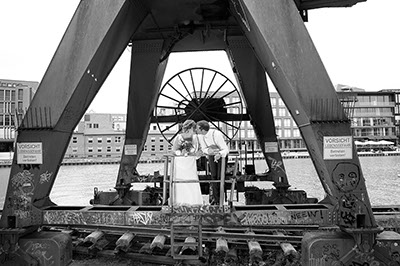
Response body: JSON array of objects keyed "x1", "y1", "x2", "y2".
[
  {"x1": 226, "y1": 36, "x2": 289, "y2": 188},
  {"x1": 0, "y1": 0, "x2": 148, "y2": 228},
  {"x1": 0, "y1": 0, "x2": 376, "y2": 236},
  {"x1": 116, "y1": 40, "x2": 168, "y2": 188},
  {"x1": 229, "y1": 0, "x2": 376, "y2": 229}
]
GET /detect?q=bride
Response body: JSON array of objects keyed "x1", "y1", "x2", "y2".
[{"x1": 171, "y1": 119, "x2": 203, "y2": 206}]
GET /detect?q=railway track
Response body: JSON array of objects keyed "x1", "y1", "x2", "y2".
[{"x1": 43, "y1": 223, "x2": 315, "y2": 265}]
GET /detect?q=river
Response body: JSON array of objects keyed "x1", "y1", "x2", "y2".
[{"x1": 0, "y1": 156, "x2": 399, "y2": 208}]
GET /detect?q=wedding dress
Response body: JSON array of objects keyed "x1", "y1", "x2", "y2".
[{"x1": 172, "y1": 156, "x2": 203, "y2": 205}]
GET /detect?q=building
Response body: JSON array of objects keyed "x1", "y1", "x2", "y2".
[
  {"x1": 0, "y1": 79, "x2": 39, "y2": 152},
  {"x1": 336, "y1": 87, "x2": 397, "y2": 144},
  {"x1": 64, "y1": 86, "x2": 399, "y2": 160},
  {"x1": 270, "y1": 91, "x2": 306, "y2": 152},
  {"x1": 65, "y1": 113, "x2": 126, "y2": 159},
  {"x1": 380, "y1": 89, "x2": 400, "y2": 141}
]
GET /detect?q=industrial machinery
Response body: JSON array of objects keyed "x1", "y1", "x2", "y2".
[{"x1": 2, "y1": 0, "x2": 400, "y2": 265}]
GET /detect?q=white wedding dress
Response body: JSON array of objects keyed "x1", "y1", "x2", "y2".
[{"x1": 172, "y1": 156, "x2": 203, "y2": 205}]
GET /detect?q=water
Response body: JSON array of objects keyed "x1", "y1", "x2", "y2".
[{"x1": 0, "y1": 156, "x2": 399, "y2": 208}]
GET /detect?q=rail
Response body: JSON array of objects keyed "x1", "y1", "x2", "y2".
[{"x1": 162, "y1": 155, "x2": 238, "y2": 206}]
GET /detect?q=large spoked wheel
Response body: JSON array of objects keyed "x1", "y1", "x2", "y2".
[{"x1": 154, "y1": 67, "x2": 244, "y2": 144}]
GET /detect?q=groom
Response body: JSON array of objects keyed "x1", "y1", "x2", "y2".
[{"x1": 196, "y1": 120, "x2": 229, "y2": 205}]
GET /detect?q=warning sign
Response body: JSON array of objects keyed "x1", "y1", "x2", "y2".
[
  {"x1": 124, "y1": 144, "x2": 137, "y2": 155},
  {"x1": 323, "y1": 136, "x2": 353, "y2": 160},
  {"x1": 264, "y1": 142, "x2": 278, "y2": 153},
  {"x1": 17, "y1": 142, "x2": 43, "y2": 164}
]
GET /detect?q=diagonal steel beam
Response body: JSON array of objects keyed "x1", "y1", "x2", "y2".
[
  {"x1": 116, "y1": 39, "x2": 168, "y2": 187},
  {"x1": 226, "y1": 36, "x2": 289, "y2": 188},
  {"x1": 230, "y1": 0, "x2": 376, "y2": 229},
  {"x1": 1, "y1": 0, "x2": 149, "y2": 228}
]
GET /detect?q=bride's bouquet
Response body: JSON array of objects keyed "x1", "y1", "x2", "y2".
[{"x1": 175, "y1": 139, "x2": 196, "y2": 156}]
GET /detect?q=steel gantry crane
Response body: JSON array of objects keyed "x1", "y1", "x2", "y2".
[{"x1": 2, "y1": 1, "x2": 399, "y2": 265}]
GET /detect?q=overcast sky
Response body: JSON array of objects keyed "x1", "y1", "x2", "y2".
[{"x1": 0, "y1": 0, "x2": 399, "y2": 113}]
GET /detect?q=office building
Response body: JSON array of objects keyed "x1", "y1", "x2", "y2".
[
  {"x1": 336, "y1": 86, "x2": 397, "y2": 144},
  {"x1": 0, "y1": 79, "x2": 39, "y2": 152}
]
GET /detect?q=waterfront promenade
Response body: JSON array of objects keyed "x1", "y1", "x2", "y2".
[{"x1": 0, "y1": 150, "x2": 399, "y2": 168}]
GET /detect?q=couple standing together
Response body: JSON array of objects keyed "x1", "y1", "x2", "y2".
[{"x1": 172, "y1": 119, "x2": 229, "y2": 206}]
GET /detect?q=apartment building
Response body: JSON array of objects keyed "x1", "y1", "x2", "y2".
[
  {"x1": 4, "y1": 77, "x2": 395, "y2": 159},
  {"x1": 380, "y1": 89, "x2": 400, "y2": 140},
  {"x1": 0, "y1": 79, "x2": 39, "y2": 152},
  {"x1": 336, "y1": 87, "x2": 397, "y2": 143},
  {"x1": 64, "y1": 87, "x2": 399, "y2": 160},
  {"x1": 65, "y1": 113, "x2": 126, "y2": 158}
]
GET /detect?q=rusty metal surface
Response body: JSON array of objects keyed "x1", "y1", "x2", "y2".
[
  {"x1": 42, "y1": 204, "x2": 333, "y2": 227},
  {"x1": 5, "y1": 0, "x2": 392, "y2": 264},
  {"x1": 226, "y1": 36, "x2": 288, "y2": 188},
  {"x1": 116, "y1": 40, "x2": 167, "y2": 186},
  {"x1": 0, "y1": 0, "x2": 147, "y2": 228},
  {"x1": 231, "y1": 0, "x2": 375, "y2": 229}
]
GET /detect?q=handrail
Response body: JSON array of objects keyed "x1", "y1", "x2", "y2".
[
  {"x1": 163, "y1": 154, "x2": 230, "y2": 207},
  {"x1": 219, "y1": 158, "x2": 226, "y2": 206}
]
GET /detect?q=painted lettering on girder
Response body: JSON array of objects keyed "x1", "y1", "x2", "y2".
[
  {"x1": 172, "y1": 205, "x2": 228, "y2": 214},
  {"x1": 127, "y1": 212, "x2": 153, "y2": 225},
  {"x1": 290, "y1": 210, "x2": 323, "y2": 224},
  {"x1": 88, "y1": 212, "x2": 125, "y2": 225},
  {"x1": 40, "y1": 171, "x2": 53, "y2": 184},
  {"x1": 338, "y1": 194, "x2": 357, "y2": 226},
  {"x1": 267, "y1": 156, "x2": 285, "y2": 172},
  {"x1": 240, "y1": 211, "x2": 287, "y2": 225},
  {"x1": 23, "y1": 241, "x2": 54, "y2": 266},
  {"x1": 151, "y1": 212, "x2": 169, "y2": 225},
  {"x1": 10, "y1": 170, "x2": 35, "y2": 219},
  {"x1": 332, "y1": 163, "x2": 360, "y2": 192},
  {"x1": 43, "y1": 211, "x2": 86, "y2": 225}
]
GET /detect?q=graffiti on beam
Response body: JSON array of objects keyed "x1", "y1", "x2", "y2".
[
  {"x1": 23, "y1": 241, "x2": 54, "y2": 266},
  {"x1": 240, "y1": 211, "x2": 287, "y2": 225},
  {"x1": 9, "y1": 170, "x2": 35, "y2": 219},
  {"x1": 290, "y1": 210, "x2": 324, "y2": 224},
  {"x1": 172, "y1": 205, "x2": 229, "y2": 214},
  {"x1": 87, "y1": 211, "x2": 125, "y2": 225},
  {"x1": 44, "y1": 211, "x2": 87, "y2": 225},
  {"x1": 40, "y1": 171, "x2": 53, "y2": 184},
  {"x1": 43, "y1": 211, "x2": 126, "y2": 225},
  {"x1": 267, "y1": 156, "x2": 284, "y2": 173},
  {"x1": 151, "y1": 212, "x2": 170, "y2": 225},
  {"x1": 127, "y1": 211, "x2": 153, "y2": 225},
  {"x1": 332, "y1": 162, "x2": 360, "y2": 192},
  {"x1": 322, "y1": 243, "x2": 340, "y2": 262}
]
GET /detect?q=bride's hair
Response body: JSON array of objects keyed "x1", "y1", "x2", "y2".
[{"x1": 181, "y1": 119, "x2": 196, "y2": 132}]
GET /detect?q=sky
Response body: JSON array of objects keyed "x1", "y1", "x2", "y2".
[{"x1": 0, "y1": 0, "x2": 399, "y2": 114}]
